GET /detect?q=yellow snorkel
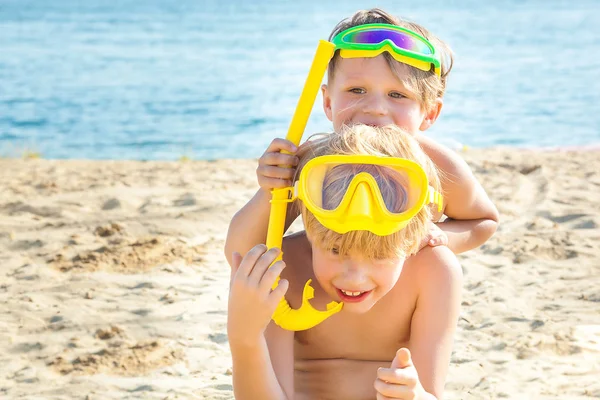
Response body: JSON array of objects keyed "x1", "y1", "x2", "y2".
[
  {"x1": 267, "y1": 24, "x2": 443, "y2": 331},
  {"x1": 267, "y1": 39, "x2": 342, "y2": 331}
]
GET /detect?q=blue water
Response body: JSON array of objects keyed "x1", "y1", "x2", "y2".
[{"x1": 1, "y1": 0, "x2": 599, "y2": 160}]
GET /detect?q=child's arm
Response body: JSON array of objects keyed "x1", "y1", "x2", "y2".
[
  {"x1": 374, "y1": 246, "x2": 461, "y2": 399},
  {"x1": 393, "y1": 246, "x2": 462, "y2": 399},
  {"x1": 224, "y1": 138, "x2": 300, "y2": 266},
  {"x1": 409, "y1": 246, "x2": 462, "y2": 398},
  {"x1": 228, "y1": 245, "x2": 294, "y2": 399},
  {"x1": 230, "y1": 329, "x2": 294, "y2": 400},
  {"x1": 417, "y1": 135, "x2": 499, "y2": 254}
]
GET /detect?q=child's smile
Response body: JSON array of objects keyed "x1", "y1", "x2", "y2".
[
  {"x1": 336, "y1": 288, "x2": 372, "y2": 303},
  {"x1": 311, "y1": 245, "x2": 404, "y2": 313}
]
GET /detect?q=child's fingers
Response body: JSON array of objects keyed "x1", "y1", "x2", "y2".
[
  {"x1": 234, "y1": 244, "x2": 268, "y2": 279},
  {"x1": 230, "y1": 251, "x2": 243, "y2": 270},
  {"x1": 246, "y1": 247, "x2": 281, "y2": 287},
  {"x1": 257, "y1": 164, "x2": 296, "y2": 180},
  {"x1": 258, "y1": 177, "x2": 293, "y2": 189},
  {"x1": 428, "y1": 232, "x2": 448, "y2": 247},
  {"x1": 392, "y1": 348, "x2": 413, "y2": 369},
  {"x1": 374, "y1": 378, "x2": 414, "y2": 398},
  {"x1": 259, "y1": 260, "x2": 286, "y2": 293},
  {"x1": 268, "y1": 278, "x2": 289, "y2": 308},
  {"x1": 377, "y1": 367, "x2": 417, "y2": 386},
  {"x1": 438, "y1": 233, "x2": 449, "y2": 246},
  {"x1": 229, "y1": 251, "x2": 243, "y2": 282},
  {"x1": 259, "y1": 152, "x2": 299, "y2": 168},
  {"x1": 265, "y1": 138, "x2": 298, "y2": 154},
  {"x1": 418, "y1": 234, "x2": 431, "y2": 250}
]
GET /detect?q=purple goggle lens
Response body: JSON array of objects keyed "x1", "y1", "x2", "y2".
[{"x1": 343, "y1": 29, "x2": 433, "y2": 55}]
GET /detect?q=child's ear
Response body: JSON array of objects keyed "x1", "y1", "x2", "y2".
[
  {"x1": 321, "y1": 84, "x2": 333, "y2": 122},
  {"x1": 419, "y1": 98, "x2": 443, "y2": 131}
]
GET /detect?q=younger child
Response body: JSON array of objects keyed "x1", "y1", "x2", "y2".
[
  {"x1": 228, "y1": 125, "x2": 462, "y2": 399},
  {"x1": 225, "y1": 8, "x2": 499, "y2": 266}
]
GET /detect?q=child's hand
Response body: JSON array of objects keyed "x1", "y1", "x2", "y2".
[
  {"x1": 256, "y1": 138, "x2": 299, "y2": 191},
  {"x1": 418, "y1": 220, "x2": 448, "y2": 250},
  {"x1": 374, "y1": 348, "x2": 426, "y2": 399},
  {"x1": 227, "y1": 245, "x2": 289, "y2": 347}
]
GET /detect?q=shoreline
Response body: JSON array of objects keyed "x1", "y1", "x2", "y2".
[{"x1": 3, "y1": 141, "x2": 600, "y2": 163}]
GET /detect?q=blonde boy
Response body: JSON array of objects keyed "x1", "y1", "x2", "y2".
[{"x1": 228, "y1": 125, "x2": 462, "y2": 399}]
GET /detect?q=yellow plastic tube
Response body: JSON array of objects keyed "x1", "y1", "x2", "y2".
[{"x1": 267, "y1": 40, "x2": 343, "y2": 331}]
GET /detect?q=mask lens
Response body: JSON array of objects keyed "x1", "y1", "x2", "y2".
[
  {"x1": 321, "y1": 164, "x2": 409, "y2": 213},
  {"x1": 343, "y1": 28, "x2": 432, "y2": 55}
]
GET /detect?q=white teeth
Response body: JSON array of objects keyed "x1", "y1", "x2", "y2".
[{"x1": 341, "y1": 290, "x2": 363, "y2": 297}]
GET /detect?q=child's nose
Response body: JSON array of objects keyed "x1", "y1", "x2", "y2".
[
  {"x1": 342, "y1": 262, "x2": 369, "y2": 284},
  {"x1": 362, "y1": 94, "x2": 388, "y2": 116}
]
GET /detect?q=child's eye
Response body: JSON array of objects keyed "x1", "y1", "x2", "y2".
[
  {"x1": 330, "y1": 246, "x2": 340, "y2": 255},
  {"x1": 389, "y1": 91, "x2": 406, "y2": 99},
  {"x1": 348, "y1": 88, "x2": 366, "y2": 94}
]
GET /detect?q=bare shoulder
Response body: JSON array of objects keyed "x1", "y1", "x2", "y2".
[
  {"x1": 404, "y1": 246, "x2": 463, "y2": 291},
  {"x1": 415, "y1": 134, "x2": 475, "y2": 182}
]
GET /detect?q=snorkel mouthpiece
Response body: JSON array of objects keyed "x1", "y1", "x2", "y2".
[{"x1": 271, "y1": 279, "x2": 343, "y2": 331}]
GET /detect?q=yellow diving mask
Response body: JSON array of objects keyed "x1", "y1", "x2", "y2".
[{"x1": 294, "y1": 154, "x2": 443, "y2": 236}]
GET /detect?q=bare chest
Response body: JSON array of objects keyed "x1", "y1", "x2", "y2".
[
  {"x1": 294, "y1": 294, "x2": 414, "y2": 361},
  {"x1": 292, "y1": 304, "x2": 414, "y2": 400}
]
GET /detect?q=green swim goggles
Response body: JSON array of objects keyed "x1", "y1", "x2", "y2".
[{"x1": 332, "y1": 23, "x2": 441, "y2": 76}]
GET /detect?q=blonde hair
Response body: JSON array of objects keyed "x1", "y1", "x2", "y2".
[
  {"x1": 295, "y1": 125, "x2": 440, "y2": 259},
  {"x1": 327, "y1": 8, "x2": 454, "y2": 110}
]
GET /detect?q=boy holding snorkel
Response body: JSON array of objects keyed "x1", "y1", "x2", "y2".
[{"x1": 228, "y1": 125, "x2": 462, "y2": 399}]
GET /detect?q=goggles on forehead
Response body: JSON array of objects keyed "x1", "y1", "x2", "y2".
[
  {"x1": 332, "y1": 23, "x2": 441, "y2": 77},
  {"x1": 293, "y1": 155, "x2": 443, "y2": 236}
]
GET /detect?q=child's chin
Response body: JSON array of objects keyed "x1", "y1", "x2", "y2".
[
  {"x1": 345, "y1": 306, "x2": 375, "y2": 314},
  {"x1": 341, "y1": 298, "x2": 377, "y2": 313}
]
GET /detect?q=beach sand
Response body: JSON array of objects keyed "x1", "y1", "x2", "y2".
[{"x1": 1, "y1": 148, "x2": 599, "y2": 399}]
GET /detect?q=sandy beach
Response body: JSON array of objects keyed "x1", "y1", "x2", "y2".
[{"x1": 1, "y1": 148, "x2": 599, "y2": 399}]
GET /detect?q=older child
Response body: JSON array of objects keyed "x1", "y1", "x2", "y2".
[
  {"x1": 228, "y1": 125, "x2": 462, "y2": 399},
  {"x1": 225, "y1": 8, "x2": 499, "y2": 266}
]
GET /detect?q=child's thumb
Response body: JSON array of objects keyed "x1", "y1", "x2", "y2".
[
  {"x1": 391, "y1": 348, "x2": 413, "y2": 369},
  {"x1": 230, "y1": 252, "x2": 243, "y2": 278}
]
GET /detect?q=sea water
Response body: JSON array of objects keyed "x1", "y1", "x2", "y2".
[{"x1": 1, "y1": 0, "x2": 599, "y2": 160}]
